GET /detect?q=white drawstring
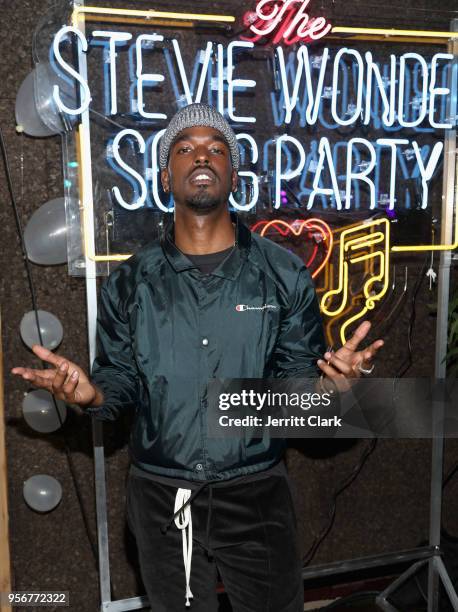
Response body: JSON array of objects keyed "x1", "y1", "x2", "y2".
[{"x1": 174, "y1": 488, "x2": 194, "y2": 607}]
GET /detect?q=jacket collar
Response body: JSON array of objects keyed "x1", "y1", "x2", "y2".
[{"x1": 161, "y1": 212, "x2": 251, "y2": 280}]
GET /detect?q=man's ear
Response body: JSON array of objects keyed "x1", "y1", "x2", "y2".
[
  {"x1": 231, "y1": 169, "x2": 238, "y2": 193},
  {"x1": 161, "y1": 168, "x2": 170, "y2": 193}
]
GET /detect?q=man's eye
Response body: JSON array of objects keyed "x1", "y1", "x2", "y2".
[
  {"x1": 211, "y1": 147, "x2": 223, "y2": 154},
  {"x1": 178, "y1": 146, "x2": 191, "y2": 153}
]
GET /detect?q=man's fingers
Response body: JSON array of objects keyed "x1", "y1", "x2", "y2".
[
  {"x1": 368, "y1": 339, "x2": 384, "y2": 354},
  {"x1": 357, "y1": 340, "x2": 384, "y2": 368},
  {"x1": 317, "y1": 361, "x2": 351, "y2": 392},
  {"x1": 317, "y1": 359, "x2": 346, "y2": 380},
  {"x1": 13, "y1": 364, "x2": 94, "y2": 405},
  {"x1": 12, "y1": 369, "x2": 54, "y2": 391},
  {"x1": 323, "y1": 352, "x2": 353, "y2": 376},
  {"x1": 319, "y1": 329, "x2": 384, "y2": 383},
  {"x1": 343, "y1": 320, "x2": 372, "y2": 352},
  {"x1": 31, "y1": 344, "x2": 65, "y2": 368},
  {"x1": 11, "y1": 367, "x2": 28, "y2": 376},
  {"x1": 12, "y1": 366, "x2": 74, "y2": 395},
  {"x1": 51, "y1": 361, "x2": 69, "y2": 392},
  {"x1": 62, "y1": 370, "x2": 79, "y2": 400},
  {"x1": 12, "y1": 367, "x2": 55, "y2": 381}
]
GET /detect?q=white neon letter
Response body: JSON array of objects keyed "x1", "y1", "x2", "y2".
[
  {"x1": 276, "y1": 46, "x2": 303, "y2": 125},
  {"x1": 398, "y1": 53, "x2": 428, "y2": 128},
  {"x1": 346, "y1": 138, "x2": 377, "y2": 209},
  {"x1": 217, "y1": 43, "x2": 225, "y2": 115},
  {"x1": 136, "y1": 34, "x2": 166, "y2": 119},
  {"x1": 171, "y1": 39, "x2": 193, "y2": 105},
  {"x1": 364, "y1": 52, "x2": 396, "y2": 127},
  {"x1": 331, "y1": 48, "x2": 364, "y2": 126},
  {"x1": 52, "y1": 26, "x2": 90, "y2": 115},
  {"x1": 376, "y1": 139, "x2": 409, "y2": 209},
  {"x1": 308, "y1": 137, "x2": 342, "y2": 210},
  {"x1": 171, "y1": 40, "x2": 214, "y2": 105},
  {"x1": 194, "y1": 42, "x2": 214, "y2": 103},
  {"x1": 275, "y1": 135, "x2": 306, "y2": 208},
  {"x1": 429, "y1": 53, "x2": 454, "y2": 129},
  {"x1": 112, "y1": 129, "x2": 147, "y2": 210},
  {"x1": 230, "y1": 134, "x2": 259, "y2": 211},
  {"x1": 151, "y1": 129, "x2": 173, "y2": 212},
  {"x1": 276, "y1": 45, "x2": 329, "y2": 125},
  {"x1": 305, "y1": 47, "x2": 329, "y2": 125},
  {"x1": 412, "y1": 141, "x2": 444, "y2": 209},
  {"x1": 92, "y1": 31, "x2": 132, "y2": 115},
  {"x1": 227, "y1": 41, "x2": 256, "y2": 123}
]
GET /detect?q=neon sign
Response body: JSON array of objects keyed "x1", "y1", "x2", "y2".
[
  {"x1": 320, "y1": 219, "x2": 390, "y2": 343},
  {"x1": 250, "y1": 217, "x2": 392, "y2": 343},
  {"x1": 44, "y1": 3, "x2": 458, "y2": 277},
  {"x1": 250, "y1": 218, "x2": 333, "y2": 278},
  {"x1": 272, "y1": 46, "x2": 453, "y2": 129},
  {"x1": 241, "y1": 0, "x2": 332, "y2": 46},
  {"x1": 51, "y1": 31, "x2": 454, "y2": 216}
]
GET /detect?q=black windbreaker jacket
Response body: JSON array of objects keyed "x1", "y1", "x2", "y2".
[{"x1": 89, "y1": 216, "x2": 326, "y2": 481}]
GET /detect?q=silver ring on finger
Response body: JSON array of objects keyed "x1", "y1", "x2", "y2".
[{"x1": 357, "y1": 362, "x2": 375, "y2": 375}]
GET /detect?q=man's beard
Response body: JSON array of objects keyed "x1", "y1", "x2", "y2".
[{"x1": 184, "y1": 185, "x2": 230, "y2": 214}]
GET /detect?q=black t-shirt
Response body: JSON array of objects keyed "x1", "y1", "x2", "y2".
[{"x1": 184, "y1": 246, "x2": 234, "y2": 274}]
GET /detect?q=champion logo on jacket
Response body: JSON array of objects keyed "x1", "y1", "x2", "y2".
[{"x1": 236, "y1": 304, "x2": 278, "y2": 312}]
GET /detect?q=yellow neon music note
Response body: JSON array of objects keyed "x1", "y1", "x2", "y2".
[{"x1": 320, "y1": 219, "x2": 390, "y2": 344}]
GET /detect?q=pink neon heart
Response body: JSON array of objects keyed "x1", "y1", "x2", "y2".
[{"x1": 250, "y1": 218, "x2": 333, "y2": 278}]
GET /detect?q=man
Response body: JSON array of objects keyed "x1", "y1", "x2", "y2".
[{"x1": 13, "y1": 103, "x2": 383, "y2": 611}]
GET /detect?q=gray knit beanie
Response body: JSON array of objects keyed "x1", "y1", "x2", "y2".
[{"x1": 159, "y1": 103, "x2": 240, "y2": 170}]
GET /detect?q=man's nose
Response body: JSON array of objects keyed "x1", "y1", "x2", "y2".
[{"x1": 193, "y1": 146, "x2": 209, "y2": 165}]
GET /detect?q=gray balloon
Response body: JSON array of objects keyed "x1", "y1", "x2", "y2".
[
  {"x1": 23, "y1": 475, "x2": 62, "y2": 512},
  {"x1": 20, "y1": 310, "x2": 63, "y2": 350},
  {"x1": 24, "y1": 197, "x2": 67, "y2": 265},
  {"x1": 34, "y1": 62, "x2": 77, "y2": 134},
  {"x1": 22, "y1": 389, "x2": 66, "y2": 433},
  {"x1": 15, "y1": 70, "x2": 55, "y2": 137}
]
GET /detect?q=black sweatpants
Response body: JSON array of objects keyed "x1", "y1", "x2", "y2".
[{"x1": 126, "y1": 472, "x2": 303, "y2": 612}]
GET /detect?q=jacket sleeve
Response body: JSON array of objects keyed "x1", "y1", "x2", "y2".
[
  {"x1": 271, "y1": 267, "x2": 326, "y2": 378},
  {"x1": 86, "y1": 280, "x2": 140, "y2": 421}
]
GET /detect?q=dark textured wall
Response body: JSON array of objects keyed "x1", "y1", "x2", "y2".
[{"x1": 1, "y1": 1, "x2": 458, "y2": 610}]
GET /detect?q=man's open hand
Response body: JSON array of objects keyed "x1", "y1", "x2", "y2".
[
  {"x1": 317, "y1": 321, "x2": 384, "y2": 392},
  {"x1": 12, "y1": 345, "x2": 103, "y2": 407}
]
